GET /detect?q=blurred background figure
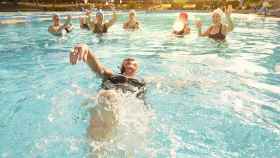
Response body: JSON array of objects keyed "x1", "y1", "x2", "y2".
[
  {"x1": 123, "y1": 10, "x2": 140, "y2": 30},
  {"x1": 48, "y1": 14, "x2": 73, "y2": 36},
  {"x1": 258, "y1": 0, "x2": 272, "y2": 16},
  {"x1": 172, "y1": 12, "x2": 190, "y2": 36}
]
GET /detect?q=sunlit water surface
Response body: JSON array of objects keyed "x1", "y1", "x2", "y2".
[{"x1": 0, "y1": 12, "x2": 280, "y2": 158}]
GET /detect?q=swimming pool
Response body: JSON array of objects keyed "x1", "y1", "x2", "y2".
[{"x1": 0, "y1": 11, "x2": 279, "y2": 158}]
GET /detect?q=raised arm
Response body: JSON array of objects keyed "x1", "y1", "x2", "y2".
[
  {"x1": 86, "y1": 14, "x2": 96, "y2": 31},
  {"x1": 105, "y1": 7, "x2": 117, "y2": 28},
  {"x1": 57, "y1": 15, "x2": 72, "y2": 32},
  {"x1": 70, "y1": 44, "x2": 113, "y2": 79},
  {"x1": 196, "y1": 21, "x2": 211, "y2": 37},
  {"x1": 225, "y1": 5, "x2": 234, "y2": 33}
]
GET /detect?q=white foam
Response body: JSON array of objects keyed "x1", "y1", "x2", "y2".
[{"x1": 89, "y1": 91, "x2": 154, "y2": 157}]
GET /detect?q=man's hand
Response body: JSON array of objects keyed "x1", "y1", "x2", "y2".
[
  {"x1": 225, "y1": 5, "x2": 232, "y2": 17},
  {"x1": 70, "y1": 44, "x2": 90, "y2": 65}
]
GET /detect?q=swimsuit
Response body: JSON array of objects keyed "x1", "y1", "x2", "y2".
[
  {"x1": 208, "y1": 24, "x2": 226, "y2": 41},
  {"x1": 102, "y1": 74, "x2": 146, "y2": 99},
  {"x1": 173, "y1": 24, "x2": 188, "y2": 36},
  {"x1": 93, "y1": 23, "x2": 108, "y2": 33},
  {"x1": 81, "y1": 23, "x2": 90, "y2": 30},
  {"x1": 64, "y1": 24, "x2": 72, "y2": 33}
]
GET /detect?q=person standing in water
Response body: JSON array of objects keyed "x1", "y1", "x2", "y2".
[
  {"x1": 259, "y1": 0, "x2": 271, "y2": 16},
  {"x1": 172, "y1": 12, "x2": 190, "y2": 36},
  {"x1": 80, "y1": 9, "x2": 92, "y2": 30},
  {"x1": 123, "y1": 10, "x2": 140, "y2": 30},
  {"x1": 69, "y1": 43, "x2": 146, "y2": 141},
  {"x1": 48, "y1": 14, "x2": 73, "y2": 36},
  {"x1": 86, "y1": 7, "x2": 117, "y2": 34},
  {"x1": 196, "y1": 5, "x2": 234, "y2": 42}
]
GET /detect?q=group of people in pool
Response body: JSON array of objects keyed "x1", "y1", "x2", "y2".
[
  {"x1": 64, "y1": 6, "x2": 236, "y2": 145},
  {"x1": 48, "y1": 6, "x2": 138, "y2": 36},
  {"x1": 172, "y1": 5, "x2": 234, "y2": 40},
  {"x1": 49, "y1": 5, "x2": 234, "y2": 41}
]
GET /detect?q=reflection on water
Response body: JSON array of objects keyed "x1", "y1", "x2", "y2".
[{"x1": 0, "y1": 12, "x2": 280, "y2": 158}]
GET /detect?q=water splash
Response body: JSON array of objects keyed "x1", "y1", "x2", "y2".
[{"x1": 88, "y1": 91, "x2": 154, "y2": 157}]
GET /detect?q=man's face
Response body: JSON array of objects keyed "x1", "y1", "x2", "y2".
[{"x1": 123, "y1": 60, "x2": 138, "y2": 76}]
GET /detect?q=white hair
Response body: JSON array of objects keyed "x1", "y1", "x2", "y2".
[
  {"x1": 212, "y1": 8, "x2": 224, "y2": 17},
  {"x1": 129, "y1": 9, "x2": 136, "y2": 16}
]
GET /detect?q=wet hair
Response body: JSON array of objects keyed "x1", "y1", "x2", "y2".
[{"x1": 120, "y1": 58, "x2": 136, "y2": 74}]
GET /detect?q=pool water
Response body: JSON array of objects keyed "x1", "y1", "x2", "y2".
[{"x1": 0, "y1": 12, "x2": 280, "y2": 158}]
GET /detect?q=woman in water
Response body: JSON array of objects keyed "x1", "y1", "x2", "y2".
[
  {"x1": 86, "y1": 7, "x2": 117, "y2": 34},
  {"x1": 80, "y1": 9, "x2": 92, "y2": 30},
  {"x1": 123, "y1": 10, "x2": 140, "y2": 30},
  {"x1": 69, "y1": 43, "x2": 145, "y2": 141},
  {"x1": 48, "y1": 14, "x2": 73, "y2": 36},
  {"x1": 196, "y1": 5, "x2": 234, "y2": 42},
  {"x1": 172, "y1": 12, "x2": 190, "y2": 36},
  {"x1": 258, "y1": 0, "x2": 271, "y2": 16}
]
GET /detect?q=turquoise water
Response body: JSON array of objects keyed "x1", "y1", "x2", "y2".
[{"x1": 0, "y1": 12, "x2": 280, "y2": 158}]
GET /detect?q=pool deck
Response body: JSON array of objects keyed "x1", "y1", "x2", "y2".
[
  {"x1": 1, "y1": 1, "x2": 280, "y2": 17},
  {"x1": 1, "y1": 2, "x2": 280, "y2": 25},
  {"x1": 1, "y1": 10, "x2": 280, "y2": 25}
]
